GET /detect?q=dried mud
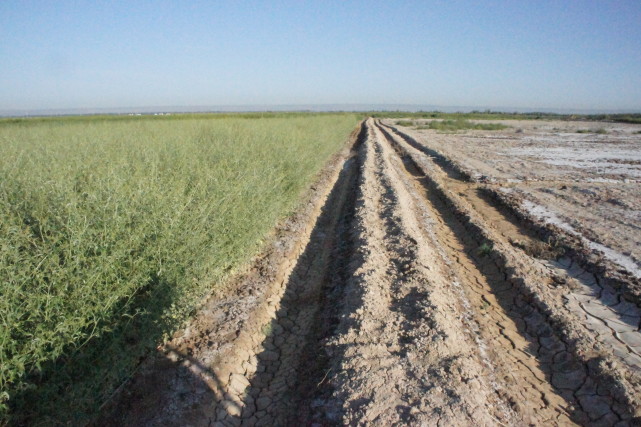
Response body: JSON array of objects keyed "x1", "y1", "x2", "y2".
[{"x1": 103, "y1": 119, "x2": 641, "y2": 426}]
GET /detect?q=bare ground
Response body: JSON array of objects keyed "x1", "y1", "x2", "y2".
[{"x1": 102, "y1": 119, "x2": 641, "y2": 426}]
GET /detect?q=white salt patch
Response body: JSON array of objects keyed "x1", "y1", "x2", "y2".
[
  {"x1": 586, "y1": 241, "x2": 641, "y2": 279},
  {"x1": 521, "y1": 200, "x2": 576, "y2": 234},
  {"x1": 521, "y1": 200, "x2": 641, "y2": 279},
  {"x1": 585, "y1": 177, "x2": 628, "y2": 183},
  {"x1": 503, "y1": 144, "x2": 641, "y2": 178}
]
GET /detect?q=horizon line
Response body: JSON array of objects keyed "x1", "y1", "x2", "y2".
[{"x1": 2, "y1": 103, "x2": 641, "y2": 118}]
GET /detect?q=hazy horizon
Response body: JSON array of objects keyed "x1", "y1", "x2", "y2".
[
  {"x1": 2, "y1": 1, "x2": 640, "y2": 112},
  {"x1": 2, "y1": 103, "x2": 641, "y2": 119}
]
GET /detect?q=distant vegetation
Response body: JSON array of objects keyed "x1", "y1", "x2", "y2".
[
  {"x1": 372, "y1": 110, "x2": 641, "y2": 124},
  {"x1": 576, "y1": 128, "x2": 608, "y2": 134},
  {"x1": 3, "y1": 110, "x2": 641, "y2": 125},
  {"x1": 421, "y1": 119, "x2": 508, "y2": 131},
  {"x1": 0, "y1": 113, "x2": 360, "y2": 424},
  {"x1": 0, "y1": 110, "x2": 343, "y2": 125},
  {"x1": 396, "y1": 119, "x2": 508, "y2": 132}
]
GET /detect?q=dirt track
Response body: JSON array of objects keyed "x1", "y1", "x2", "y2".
[{"x1": 105, "y1": 119, "x2": 641, "y2": 426}]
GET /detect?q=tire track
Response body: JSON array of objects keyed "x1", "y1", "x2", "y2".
[
  {"x1": 317, "y1": 119, "x2": 512, "y2": 425},
  {"x1": 104, "y1": 119, "x2": 640, "y2": 426},
  {"x1": 372, "y1": 122, "x2": 580, "y2": 425},
  {"x1": 378, "y1": 121, "x2": 640, "y2": 424}
]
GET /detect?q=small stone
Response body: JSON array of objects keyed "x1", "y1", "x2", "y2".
[
  {"x1": 256, "y1": 396, "x2": 272, "y2": 411},
  {"x1": 268, "y1": 377, "x2": 286, "y2": 390},
  {"x1": 216, "y1": 405, "x2": 227, "y2": 420}
]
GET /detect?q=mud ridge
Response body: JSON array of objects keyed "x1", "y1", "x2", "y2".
[
  {"x1": 484, "y1": 186, "x2": 641, "y2": 306},
  {"x1": 383, "y1": 124, "x2": 641, "y2": 370},
  {"x1": 386, "y1": 121, "x2": 641, "y2": 306},
  {"x1": 382, "y1": 123, "x2": 641, "y2": 375},
  {"x1": 379, "y1": 121, "x2": 641, "y2": 423},
  {"x1": 317, "y1": 119, "x2": 515, "y2": 425}
]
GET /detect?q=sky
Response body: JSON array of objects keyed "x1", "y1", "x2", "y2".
[{"x1": 1, "y1": 0, "x2": 641, "y2": 113}]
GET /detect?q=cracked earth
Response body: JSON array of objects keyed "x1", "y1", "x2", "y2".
[{"x1": 103, "y1": 119, "x2": 641, "y2": 426}]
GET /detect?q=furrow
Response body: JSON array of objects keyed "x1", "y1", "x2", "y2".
[
  {"x1": 377, "y1": 121, "x2": 640, "y2": 424},
  {"x1": 319, "y1": 119, "x2": 512, "y2": 425}
]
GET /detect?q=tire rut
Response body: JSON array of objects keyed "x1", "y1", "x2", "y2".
[
  {"x1": 375, "y1": 122, "x2": 581, "y2": 424},
  {"x1": 317, "y1": 119, "x2": 513, "y2": 425},
  {"x1": 385, "y1": 123, "x2": 641, "y2": 371},
  {"x1": 104, "y1": 119, "x2": 640, "y2": 426},
  {"x1": 211, "y1": 122, "x2": 365, "y2": 426},
  {"x1": 379, "y1": 121, "x2": 640, "y2": 424}
]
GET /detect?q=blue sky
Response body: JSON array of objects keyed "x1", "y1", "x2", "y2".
[{"x1": 1, "y1": 0, "x2": 640, "y2": 112}]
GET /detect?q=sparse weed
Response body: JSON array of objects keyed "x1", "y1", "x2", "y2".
[
  {"x1": 478, "y1": 242, "x2": 493, "y2": 256},
  {"x1": 425, "y1": 119, "x2": 508, "y2": 133},
  {"x1": 395, "y1": 120, "x2": 414, "y2": 127},
  {"x1": 577, "y1": 128, "x2": 607, "y2": 134},
  {"x1": 524, "y1": 240, "x2": 564, "y2": 260}
]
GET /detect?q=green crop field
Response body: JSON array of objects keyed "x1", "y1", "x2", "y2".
[{"x1": 0, "y1": 113, "x2": 360, "y2": 424}]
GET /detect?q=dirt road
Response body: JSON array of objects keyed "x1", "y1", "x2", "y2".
[{"x1": 105, "y1": 119, "x2": 641, "y2": 426}]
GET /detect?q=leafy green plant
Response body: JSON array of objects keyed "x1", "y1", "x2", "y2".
[
  {"x1": 0, "y1": 113, "x2": 360, "y2": 423},
  {"x1": 478, "y1": 242, "x2": 494, "y2": 256}
]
